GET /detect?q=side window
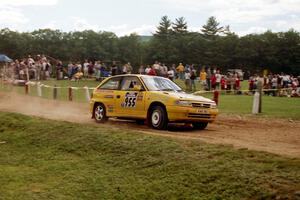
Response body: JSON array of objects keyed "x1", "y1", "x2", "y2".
[
  {"x1": 120, "y1": 77, "x2": 143, "y2": 91},
  {"x1": 99, "y1": 77, "x2": 122, "y2": 90}
]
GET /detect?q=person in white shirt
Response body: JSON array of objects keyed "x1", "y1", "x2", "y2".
[
  {"x1": 185, "y1": 70, "x2": 191, "y2": 91},
  {"x1": 145, "y1": 65, "x2": 151, "y2": 74},
  {"x1": 215, "y1": 70, "x2": 222, "y2": 90},
  {"x1": 83, "y1": 60, "x2": 89, "y2": 78},
  {"x1": 167, "y1": 67, "x2": 175, "y2": 81}
]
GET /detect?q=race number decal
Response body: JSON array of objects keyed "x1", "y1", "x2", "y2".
[{"x1": 122, "y1": 92, "x2": 138, "y2": 108}]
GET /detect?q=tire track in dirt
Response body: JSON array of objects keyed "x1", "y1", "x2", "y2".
[{"x1": 0, "y1": 91, "x2": 299, "y2": 158}]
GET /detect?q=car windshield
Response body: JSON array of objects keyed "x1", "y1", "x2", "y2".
[{"x1": 141, "y1": 76, "x2": 183, "y2": 92}]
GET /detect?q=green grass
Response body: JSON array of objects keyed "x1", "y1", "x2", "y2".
[
  {"x1": 0, "y1": 112, "x2": 299, "y2": 200},
  {"x1": 1, "y1": 79, "x2": 300, "y2": 119},
  {"x1": 217, "y1": 95, "x2": 300, "y2": 118}
]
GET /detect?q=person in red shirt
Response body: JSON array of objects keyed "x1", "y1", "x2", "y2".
[
  {"x1": 249, "y1": 77, "x2": 254, "y2": 94},
  {"x1": 211, "y1": 74, "x2": 217, "y2": 90},
  {"x1": 235, "y1": 77, "x2": 241, "y2": 94},
  {"x1": 221, "y1": 76, "x2": 227, "y2": 90},
  {"x1": 147, "y1": 66, "x2": 157, "y2": 76}
]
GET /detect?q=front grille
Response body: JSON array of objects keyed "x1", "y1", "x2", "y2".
[
  {"x1": 192, "y1": 103, "x2": 211, "y2": 108},
  {"x1": 188, "y1": 113, "x2": 212, "y2": 118}
]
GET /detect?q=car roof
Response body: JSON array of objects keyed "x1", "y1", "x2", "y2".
[{"x1": 109, "y1": 74, "x2": 164, "y2": 79}]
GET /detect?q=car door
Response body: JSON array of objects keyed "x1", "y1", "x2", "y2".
[
  {"x1": 94, "y1": 76, "x2": 122, "y2": 117},
  {"x1": 114, "y1": 76, "x2": 146, "y2": 118}
]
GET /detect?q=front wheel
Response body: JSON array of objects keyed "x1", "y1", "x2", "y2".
[
  {"x1": 94, "y1": 103, "x2": 108, "y2": 123},
  {"x1": 192, "y1": 122, "x2": 208, "y2": 130},
  {"x1": 150, "y1": 106, "x2": 168, "y2": 130}
]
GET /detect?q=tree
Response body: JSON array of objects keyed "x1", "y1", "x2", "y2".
[
  {"x1": 155, "y1": 15, "x2": 172, "y2": 36},
  {"x1": 118, "y1": 33, "x2": 142, "y2": 67},
  {"x1": 201, "y1": 16, "x2": 223, "y2": 39},
  {"x1": 149, "y1": 16, "x2": 175, "y2": 63},
  {"x1": 172, "y1": 17, "x2": 188, "y2": 34},
  {"x1": 222, "y1": 25, "x2": 234, "y2": 36}
]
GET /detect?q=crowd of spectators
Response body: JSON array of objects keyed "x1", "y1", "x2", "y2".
[
  {"x1": 249, "y1": 73, "x2": 300, "y2": 97},
  {"x1": 2, "y1": 55, "x2": 299, "y2": 97},
  {"x1": 5, "y1": 55, "x2": 52, "y2": 81}
]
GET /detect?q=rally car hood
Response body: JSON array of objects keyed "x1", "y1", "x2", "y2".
[{"x1": 163, "y1": 91, "x2": 215, "y2": 104}]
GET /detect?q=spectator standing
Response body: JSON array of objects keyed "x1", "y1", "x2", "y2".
[
  {"x1": 171, "y1": 64, "x2": 177, "y2": 79},
  {"x1": 148, "y1": 66, "x2": 157, "y2": 76},
  {"x1": 77, "y1": 62, "x2": 82, "y2": 73},
  {"x1": 206, "y1": 67, "x2": 212, "y2": 91},
  {"x1": 83, "y1": 60, "x2": 89, "y2": 78},
  {"x1": 184, "y1": 69, "x2": 191, "y2": 91},
  {"x1": 138, "y1": 65, "x2": 145, "y2": 74},
  {"x1": 221, "y1": 76, "x2": 227, "y2": 90},
  {"x1": 145, "y1": 65, "x2": 151, "y2": 74},
  {"x1": 249, "y1": 76, "x2": 254, "y2": 93},
  {"x1": 67, "y1": 62, "x2": 73, "y2": 79},
  {"x1": 211, "y1": 73, "x2": 217, "y2": 90},
  {"x1": 94, "y1": 61, "x2": 101, "y2": 81},
  {"x1": 100, "y1": 62, "x2": 107, "y2": 77},
  {"x1": 176, "y1": 63, "x2": 185, "y2": 80},
  {"x1": 36, "y1": 60, "x2": 42, "y2": 81},
  {"x1": 56, "y1": 61, "x2": 63, "y2": 80},
  {"x1": 161, "y1": 64, "x2": 168, "y2": 77},
  {"x1": 122, "y1": 63, "x2": 128, "y2": 74},
  {"x1": 167, "y1": 67, "x2": 175, "y2": 81},
  {"x1": 215, "y1": 70, "x2": 222, "y2": 90},
  {"x1": 235, "y1": 77, "x2": 241, "y2": 94},
  {"x1": 111, "y1": 61, "x2": 118, "y2": 76},
  {"x1": 127, "y1": 62, "x2": 133, "y2": 74},
  {"x1": 199, "y1": 68, "x2": 207, "y2": 90},
  {"x1": 153, "y1": 61, "x2": 160, "y2": 75},
  {"x1": 45, "y1": 61, "x2": 51, "y2": 80},
  {"x1": 88, "y1": 61, "x2": 94, "y2": 78},
  {"x1": 190, "y1": 67, "x2": 197, "y2": 91},
  {"x1": 271, "y1": 75, "x2": 278, "y2": 96}
]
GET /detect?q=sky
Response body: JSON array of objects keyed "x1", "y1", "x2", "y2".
[{"x1": 0, "y1": 0, "x2": 299, "y2": 36}]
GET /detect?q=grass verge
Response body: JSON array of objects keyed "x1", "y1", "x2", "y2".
[{"x1": 0, "y1": 112, "x2": 299, "y2": 199}]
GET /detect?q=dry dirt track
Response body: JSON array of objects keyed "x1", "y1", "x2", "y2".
[{"x1": 0, "y1": 91, "x2": 299, "y2": 158}]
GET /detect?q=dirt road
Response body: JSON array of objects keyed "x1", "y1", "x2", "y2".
[{"x1": 0, "y1": 91, "x2": 299, "y2": 158}]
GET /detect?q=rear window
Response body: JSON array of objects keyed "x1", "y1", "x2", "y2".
[{"x1": 99, "y1": 77, "x2": 122, "y2": 90}]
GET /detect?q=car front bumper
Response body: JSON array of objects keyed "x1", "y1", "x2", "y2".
[{"x1": 166, "y1": 105, "x2": 218, "y2": 123}]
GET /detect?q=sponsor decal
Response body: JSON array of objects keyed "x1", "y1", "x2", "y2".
[
  {"x1": 107, "y1": 105, "x2": 114, "y2": 112},
  {"x1": 121, "y1": 92, "x2": 138, "y2": 108},
  {"x1": 96, "y1": 89, "x2": 114, "y2": 93},
  {"x1": 104, "y1": 95, "x2": 114, "y2": 99}
]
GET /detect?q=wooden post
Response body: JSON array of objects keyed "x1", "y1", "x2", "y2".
[
  {"x1": 25, "y1": 84, "x2": 29, "y2": 95},
  {"x1": 252, "y1": 91, "x2": 259, "y2": 114},
  {"x1": 257, "y1": 77, "x2": 263, "y2": 113},
  {"x1": 213, "y1": 90, "x2": 219, "y2": 105},
  {"x1": 53, "y1": 84, "x2": 57, "y2": 100},
  {"x1": 37, "y1": 82, "x2": 42, "y2": 97},
  {"x1": 68, "y1": 87, "x2": 73, "y2": 101},
  {"x1": 26, "y1": 67, "x2": 30, "y2": 82},
  {"x1": 84, "y1": 86, "x2": 90, "y2": 102}
]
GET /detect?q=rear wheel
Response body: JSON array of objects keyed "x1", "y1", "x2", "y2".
[
  {"x1": 150, "y1": 106, "x2": 168, "y2": 130},
  {"x1": 192, "y1": 122, "x2": 208, "y2": 130},
  {"x1": 94, "y1": 103, "x2": 108, "y2": 123}
]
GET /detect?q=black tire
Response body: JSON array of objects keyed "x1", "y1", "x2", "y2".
[
  {"x1": 93, "y1": 103, "x2": 108, "y2": 123},
  {"x1": 193, "y1": 122, "x2": 208, "y2": 130},
  {"x1": 150, "y1": 106, "x2": 168, "y2": 130}
]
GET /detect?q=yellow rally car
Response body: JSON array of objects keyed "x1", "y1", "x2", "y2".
[{"x1": 90, "y1": 74, "x2": 218, "y2": 130}]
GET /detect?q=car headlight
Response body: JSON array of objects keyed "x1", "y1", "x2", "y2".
[
  {"x1": 174, "y1": 100, "x2": 192, "y2": 107},
  {"x1": 211, "y1": 103, "x2": 217, "y2": 109}
]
